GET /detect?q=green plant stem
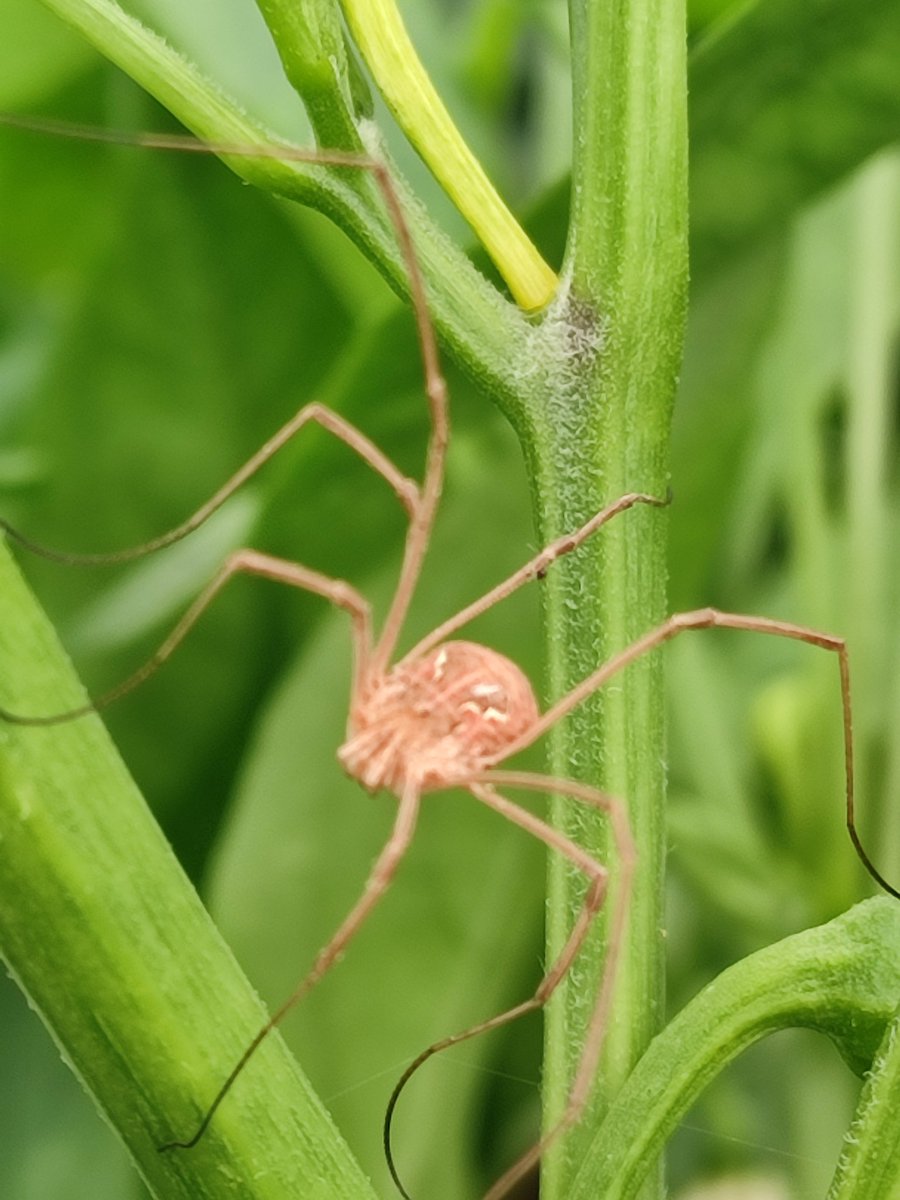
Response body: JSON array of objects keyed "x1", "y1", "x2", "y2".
[
  {"x1": 829, "y1": 998, "x2": 900, "y2": 1200},
  {"x1": 566, "y1": 899, "x2": 900, "y2": 1199},
  {"x1": 532, "y1": 2, "x2": 687, "y2": 1197},
  {"x1": 0, "y1": 542, "x2": 375, "y2": 1200},
  {"x1": 253, "y1": 0, "x2": 363, "y2": 148}
]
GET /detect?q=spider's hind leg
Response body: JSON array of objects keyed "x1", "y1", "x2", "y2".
[{"x1": 384, "y1": 770, "x2": 633, "y2": 1200}]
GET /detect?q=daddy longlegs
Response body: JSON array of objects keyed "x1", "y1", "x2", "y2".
[{"x1": 1, "y1": 116, "x2": 897, "y2": 1200}]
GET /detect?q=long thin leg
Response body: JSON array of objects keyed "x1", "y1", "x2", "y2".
[
  {"x1": 401, "y1": 491, "x2": 668, "y2": 663},
  {"x1": 384, "y1": 772, "x2": 634, "y2": 1200},
  {"x1": 489, "y1": 607, "x2": 897, "y2": 900},
  {"x1": 0, "y1": 401, "x2": 418, "y2": 566},
  {"x1": 160, "y1": 781, "x2": 422, "y2": 1152},
  {"x1": 0, "y1": 549, "x2": 372, "y2": 724},
  {"x1": 368, "y1": 163, "x2": 448, "y2": 674},
  {"x1": 1, "y1": 116, "x2": 449, "y2": 685}
]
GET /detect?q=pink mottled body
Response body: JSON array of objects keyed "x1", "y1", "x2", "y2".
[{"x1": 339, "y1": 641, "x2": 540, "y2": 795}]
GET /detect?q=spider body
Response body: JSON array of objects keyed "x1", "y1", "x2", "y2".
[{"x1": 339, "y1": 640, "x2": 540, "y2": 795}]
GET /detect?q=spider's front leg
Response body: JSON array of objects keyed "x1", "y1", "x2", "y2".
[
  {"x1": 525, "y1": 606, "x2": 897, "y2": 899},
  {"x1": 0, "y1": 384, "x2": 434, "y2": 723},
  {"x1": 0, "y1": 399, "x2": 419, "y2": 567}
]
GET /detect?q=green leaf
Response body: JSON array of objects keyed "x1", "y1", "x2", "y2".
[
  {"x1": 0, "y1": 0, "x2": 94, "y2": 109},
  {"x1": 690, "y1": 0, "x2": 900, "y2": 278}
]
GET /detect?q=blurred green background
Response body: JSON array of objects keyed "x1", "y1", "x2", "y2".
[{"x1": 0, "y1": 1, "x2": 899, "y2": 1198}]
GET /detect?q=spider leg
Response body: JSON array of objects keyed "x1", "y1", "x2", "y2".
[
  {"x1": 160, "y1": 779, "x2": 422, "y2": 1153},
  {"x1": 1, "y1": 128, "x2": 450, "y2": 677},
  {"x1": 493, "y1": 607, "x2": 896, "y2": 900},
  {"x1": 367, "y1": 169, "x2": 448, "y2": 673},
  {"x1": 0, "y1": 400, "x2": 418, "y2": 567},
  {"x1": 403, "y1": 490, "x2": 668, "y2": 661},
  {"x1": 0, "y1": 549, "x2": 372, "y2": 724},
  {"x1": 1, "y1": 124, "x2": 451, "y2": 682},
  {"x1": 384, "y1": 772, "x2": 633, "y2": 1200}
]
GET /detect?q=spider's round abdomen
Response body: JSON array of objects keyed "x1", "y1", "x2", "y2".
[{"x1": 338, "y1": 640, "x2": 540, "y2": 796}]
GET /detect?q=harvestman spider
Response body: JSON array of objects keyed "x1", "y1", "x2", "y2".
[{"x1": 1, "y1": 119, "x2": 895, "y2": 1200}]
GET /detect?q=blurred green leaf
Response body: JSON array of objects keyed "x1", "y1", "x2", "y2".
[
  {"x1": 0, "y1": 0, "x2": 94, "y2": 110},
  {"x1": 0, "y1": 976, "x2": 136, "y2": 1200},
  {"x1": 690, "y1": 0, "x2": 900, "y2": 279}
]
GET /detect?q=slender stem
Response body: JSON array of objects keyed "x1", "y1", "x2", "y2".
[
  {"x1": 253, "y1": 0, "x2": 363, "y2": 149},
  {"x1": 533, "y1": 2, "x2": 688, "y2": 1196},
  {"x1": 337, "y1": 0, "x2": 557, "y2": 309},
  {"x1": 828, "y1": 1000, "x2": 900, "y2": 1200}
]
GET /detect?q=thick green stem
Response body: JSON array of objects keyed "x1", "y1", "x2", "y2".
[
  {"x1": 253, "y1": 0, "x2": 364, "y2": 149},
  {"x1": 0, "y1": 543, "x2": 375, "y2": 1199},
  {"x1": 533, "y1": 2, "x2": 687, "y2": 1196}
]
